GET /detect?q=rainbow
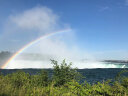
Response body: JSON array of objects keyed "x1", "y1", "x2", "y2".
[{"x1": 1, "y1": 29, "x2": 71, "y2": 69}]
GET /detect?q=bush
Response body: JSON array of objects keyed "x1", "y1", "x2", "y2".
[
  {"x1": 51, "y1": 59, "x2": 81, "y2": 86},
  {"x1": 7, "y1": 70, "x2": 30, "y2": 88},
  {"x1": 30, "y1": 70, "x2": 48, "y2": 87},
  {"x1": 0, "y1": 60, "x2": 128, "y2": 95}
]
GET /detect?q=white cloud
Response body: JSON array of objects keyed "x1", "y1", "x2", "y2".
[
  {"x1": 2, "y1": 6, "x2": 69, "y2": 51},
  {"x1": 9, "y1": 6, "x2": 60, "y2": 33}
]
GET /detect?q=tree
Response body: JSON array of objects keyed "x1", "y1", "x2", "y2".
[{"x1": 51, "y1": 59, "x2": 81, "y2": 86}]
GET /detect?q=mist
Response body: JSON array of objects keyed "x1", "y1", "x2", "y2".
[
  {"x1": 1, "y1": 6, "x2": 127, "y2": 69},
  {"x1": 1, "y1": 6, "x2": 92, "y2": 69}
]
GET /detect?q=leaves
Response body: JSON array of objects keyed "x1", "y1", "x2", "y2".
[
  {"x1": 51, "y1": 59, "x2": 81, "y2": 86},
  {"x1": 0, "y1": 60, "x2": 128, "y2": 95}
]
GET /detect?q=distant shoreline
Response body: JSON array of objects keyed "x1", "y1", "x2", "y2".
[{"x1": 102, "y1": 60, "x2": 128, "y2": 63}]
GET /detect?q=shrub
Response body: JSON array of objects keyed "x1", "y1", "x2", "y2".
[
  {"x1": 0, "y1": 60, "x2": 128, "y2": 95},
  {"x1": 8, "y1": 70, "x2": 30, "y2": 88},
  {"x1": 30, "y1": 70, "x2": 48, "y2": 87},
  {"x1": 51, "y1": 59, "x2": 81, "y2": 86}
]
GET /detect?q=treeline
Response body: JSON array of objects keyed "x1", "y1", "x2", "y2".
[
  {"x1": 0, "y1": 51, "x2": 12, "y2": 61},
  {"x1": 0, "y1": 60, "x2": 128, "y2": 96},
  {"x1": 0, "y1": 51, "x2": 12, "y2": 58},
  {"x1": 0, "y1": 51, "x2": 12, "y2": 67}
]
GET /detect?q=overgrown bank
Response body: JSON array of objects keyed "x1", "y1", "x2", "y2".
[{"x1": 0, "y1": 60, "x2": 128, "y2": 96}]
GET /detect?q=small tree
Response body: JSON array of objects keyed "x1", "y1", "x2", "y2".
[{"x1": 51, "y1": 59, "x2": 81, "y2": 86}]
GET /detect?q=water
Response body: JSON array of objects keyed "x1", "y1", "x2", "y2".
[
  {"x1": 4, "y1": 59, "x2": 128, "y2": 69},
  {"x1": 0, "y1": 68, "x2": 128, "y2": 83},
  {"x1": 1, "y1": 52, "x2": 128, "y2": 69}
]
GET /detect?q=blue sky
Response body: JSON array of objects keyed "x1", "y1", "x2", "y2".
[{"x1": 0, "y1": 0, "x2": 128, "y2": 60}]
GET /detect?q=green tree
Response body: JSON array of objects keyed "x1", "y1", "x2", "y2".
[{"x1": 51, "y1": 59, "x2": 81, "y2": 86}]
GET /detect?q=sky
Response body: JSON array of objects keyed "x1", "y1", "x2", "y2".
[{"x1": 0, "y1": 0, "x2": 128, "y2": 60}]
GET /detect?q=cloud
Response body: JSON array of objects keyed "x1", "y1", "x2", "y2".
[
  {"x1": 1, "y1": 6, "x2": 69, "y2": 51},
  {"x1": 9, "y1": 6, "x2": 60, "y2": 33}
]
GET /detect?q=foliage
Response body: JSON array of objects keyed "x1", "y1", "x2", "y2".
[
  {"x1": 0, "y1": 60, "x2": 128, "y2": 96},
  {"x1": 115, "y1": 70, "x2": 128, "y2": 81},
  {"x1": 51, "y1": 59, "x2": 81, "y2": 86}
]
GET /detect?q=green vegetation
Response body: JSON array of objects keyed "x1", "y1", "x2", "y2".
[{"x1": 0, "y1": 60, "x2": 128, "y2": 96}]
